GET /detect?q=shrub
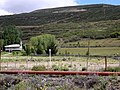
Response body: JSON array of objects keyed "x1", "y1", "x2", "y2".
[
  {"x1": 68, "y1": 64, "x2": 72, "y2": 68},
  {"x1": 23, "y1": 44, "x2": 31, "y2": 56},
  {"x1": 52, "y1": 65, "x2": 69, "y2": 71},
  {"x1": 36, "y1": 44, "x2": 43, "y2": 54},
  {"x1": 82, "y1": 67, "x2": 87, "y2": 71},
  {"x1": 12, "y1": 51, "x2": 20, "y2": 55},
  {"x1": 31, "y1": 65, "x2": 46, "y2": 71},
  {"x1": 110, "y1": 32, "x2": 120, "y2": 38},
  {"x1": 52, "y1": 65, "x2": 59, "y2": 71},
  {"x1": 105, "y1": 67, "x2": 120, "y2": 72},
  {"x1": 21, "y1": 50, "x2": 27, "y2": 56}
]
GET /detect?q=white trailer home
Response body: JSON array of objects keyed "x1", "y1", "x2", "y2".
[{"x1": 5, "y1": 42, "x2": 22, "y2": 52}]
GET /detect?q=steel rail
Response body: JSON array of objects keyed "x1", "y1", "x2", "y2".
[{"x1": 0, "y1": 70, "x2": 120, "y2": 76}]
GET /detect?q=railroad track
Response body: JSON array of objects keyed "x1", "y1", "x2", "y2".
[{"x1": 0, "y1": 70, "x2": 120, "y2": 76}]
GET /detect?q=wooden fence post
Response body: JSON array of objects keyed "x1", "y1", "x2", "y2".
[{"x1": 105, "y1": 56, "x2": 107, "y2": 71}]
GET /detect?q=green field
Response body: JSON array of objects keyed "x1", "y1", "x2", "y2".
[
  {"x1": 58, "y1": 47, "x2": 120, "y2": 56},
  {"x1": 63, "y1": 38, "x2": 120, "y2": 47}
]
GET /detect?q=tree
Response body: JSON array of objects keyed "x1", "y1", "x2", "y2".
[
  {"x1": 30, "y1": 34, "x2": 58, "y2": 55},
  {"x1": 23, "y1": 44, "x2": 31, "y2": 56},
  {"x1": 0, "y1": 39, "x2": 4, "y2": 51},
  {"x1": 36, "y1": 44, "x2": 43, "y2": 54},
  {"x1": 41, "y1": 34, "x2": 58, "y2": 55},
  {"x1": 30, "y1": 37, "x2": 38, "y2": 48},
  {"x1": 30, "y1": 37, "x2": 38, "y2": 54},
  {"x1": 2, "y1": 25, "x2": 22, "y2": 46},
  {"x1": 45, "y1": 41, "x2": 58, "y2": 55}
]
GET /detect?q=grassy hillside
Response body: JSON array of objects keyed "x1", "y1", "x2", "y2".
[
  {"x1": 0, "y1": 4, "x2": 120, "y2": 42},
  {"x1": 17, "y1": 20, "x2": 120, "y2": 42},
  {"x1": 0, "y1": 4, "x2": 120, "y2": 26}
]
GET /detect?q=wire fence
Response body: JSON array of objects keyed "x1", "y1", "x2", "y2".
[{"x1": 1, "y1": 55, "x2": 120, "y2": 71}]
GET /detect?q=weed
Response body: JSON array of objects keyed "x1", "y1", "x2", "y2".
[{"x1": 31, "y1": 65, "x2": 46, "y2": 71}]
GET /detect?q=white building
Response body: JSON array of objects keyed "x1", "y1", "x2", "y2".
[{"x1": 5, "y1": 41, "x2": 22, "y2": 52}]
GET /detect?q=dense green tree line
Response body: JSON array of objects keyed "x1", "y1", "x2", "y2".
[
  {"x1": 0, "y1": 25, "x2": 22, "y2": 51},
  {"x1": 2, "y1": 25, "x2": 22, "y2": 46}
]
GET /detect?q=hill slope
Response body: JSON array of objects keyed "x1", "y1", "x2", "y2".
[
  {"x1": 0, "y1": 4, "x2": 120, "y2": 41},
  {"x1": 0, "y1": 4, "x2": 120, "y2": 26}
]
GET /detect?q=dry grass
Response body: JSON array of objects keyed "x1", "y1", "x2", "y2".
[{"x1": 58, "y1": 47, "x2": 120, "y2": 56}]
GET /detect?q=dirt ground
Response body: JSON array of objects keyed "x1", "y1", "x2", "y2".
[{"x1": 1, "y1": 60, "x2": 119, "y2": 71}]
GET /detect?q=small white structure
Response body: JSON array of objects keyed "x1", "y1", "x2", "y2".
[{"x1": 5, "y1": 41, "x2": 22, "y2": 52}]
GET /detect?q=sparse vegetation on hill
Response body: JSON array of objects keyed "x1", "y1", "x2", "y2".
[
  {"x1": 0, "y1": 4, "x2": 120, "y2": 26},
  {"x1": 0, "y1": 4, "x2": 120, "y2": 43}
]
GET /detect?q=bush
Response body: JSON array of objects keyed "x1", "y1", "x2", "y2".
[
  {"x1": 82, "y1": 67, "x2": 87, "y2": 71},
  {"x1": 110, "y1": 32, "x2": 120, "y2": 38},
  {"x1": 21, "y1": 50, "x2": 27, "y2": 56},
  {"x1": 31, "y1": 65, "x2": 46, "y2": 71},
  {"x1": 52, "y1": 65, "x2": 69, "y2": 71},
  {"x1": 12, "y1": 51, "x2": 21, "y2": 55},
  {"x1": 52, "y1": 65, "x2": 59, "y2": 71},
  {"x1": 23, "y1": 44, "x2": 31, "y2": 56},
  {"x1": 105, "y1": 67, "x2": 120, "y2": 72}
]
